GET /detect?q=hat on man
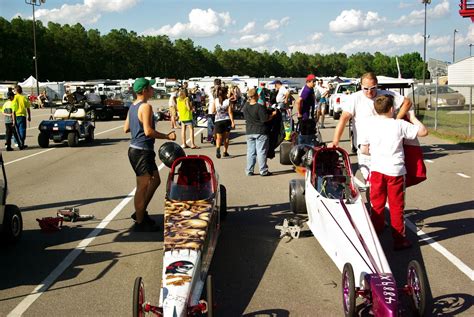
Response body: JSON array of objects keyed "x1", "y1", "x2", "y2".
[
  {"x1": 133, "y1": 77, "x2": 156, "y2": 93},
  {"x1": 274, "y1": 80, "x2": 282, "y2": 85},
  {"x1": 260, "y1": 82, "x2": 266, "y2": 86},
  {"x1": 306, "y1": 74, "x2": 316, "y2": 82}
]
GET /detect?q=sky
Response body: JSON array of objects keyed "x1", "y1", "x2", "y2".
[{"x1": 1, "y1": 0, "x2": 473, "y2": 64}]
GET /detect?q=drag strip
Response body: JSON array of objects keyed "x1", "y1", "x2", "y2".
[
  {"x1": 5, "y1": 125, "x2": 123, "y2": 166},
  {"x1": 6, "y1": 128, "x2": 203, "y2": 317}
]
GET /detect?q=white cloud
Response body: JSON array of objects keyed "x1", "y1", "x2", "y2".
[
  {"x1": 288, "y1": 43, "x2": 335, "y2": 55},
  {"x1": 310, "y1": 32, "x2": 323, "y2": 41},
  {"x1": 230, "y1": 33, "x2": 271, "y2": 46},
  {"x1": 427, "y1": 35, "x2": 450, "y2": 47},
  {"x1": 17, "y1": 0, "x2": 138, "y2": 25},
  {"x1": 329, "y1": 9, "x2": 384, "y2": 34},
  {"x1": 264, "y1": 17, "x2": 290, "y2": 31},
  {"x1": 339, "y1": 32, "x2": 424, "y2": 54},
  {"x1": 396, "y1": 0, "x2": 450, "y2": 26},
  {"x1": 142, "y1": 8, "x2": 233, "y2": 38},
  {"x1": 239, "y1": 21, "x2": 256, "y2": 34}
]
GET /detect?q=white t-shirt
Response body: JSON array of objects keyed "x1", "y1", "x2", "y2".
[
  {"x1": 168, "y1": 92, "x2": 177, "y2": 107},
  {"x1": 344, "y1": 89, "x2": 405, "y2": 146},
  {"x1": 360, "y1": 116, "x2": 419, "y2": 176},
  {"x1": 276, "y1": 86, "x2": 288, "y2": 103}
]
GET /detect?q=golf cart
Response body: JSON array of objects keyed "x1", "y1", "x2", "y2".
[
  {"x1": 38, "y1": 100, "x2": 95, "y2": 148},
  {"x1": 0, "y1": 152, "x2": 22, "y2": 243}
]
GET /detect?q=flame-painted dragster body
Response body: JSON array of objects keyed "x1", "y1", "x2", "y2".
[
  {"x1": 280, "y1": 145, "x2": 427, "y2": 316},
  {"x1": 132, "y1": 154, "x2": 226, "y2": 317}
]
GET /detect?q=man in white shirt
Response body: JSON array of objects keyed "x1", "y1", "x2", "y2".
[
  {"x1": 330, "y1": 72, "x2": 412, "y2": 179},
  {"x1": 168, "y1": 88, "x2": 178, "y2": 129},
  {"x1": 275, "y1": 80, "x2": 290, "y2": 118}
]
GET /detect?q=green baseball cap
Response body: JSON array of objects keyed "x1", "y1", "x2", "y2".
[{"x1": 133, "y1": 77, "x2": 156, "y2": 93}]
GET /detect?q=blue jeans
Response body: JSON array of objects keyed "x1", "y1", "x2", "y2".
[
  {"x1": 246, "y1": 134, "x2": 269, "y2": 174},
  {"x1": 16, "y1": 116, "x2": 27, "y2": 145}
]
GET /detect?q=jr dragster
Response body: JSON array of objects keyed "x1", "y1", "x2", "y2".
[
  {"x1": 281, "y1": 145, "x2": 427, "y2": 317},
  {"x1": 133, "y1": 148, "x2": 226, "y2": 317}
]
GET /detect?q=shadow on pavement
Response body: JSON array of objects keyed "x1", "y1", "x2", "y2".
[
  {"x1": 422, "y1": 143, "x2": 473, "y2": 160},
  {"x1": 431, "y1": 293, "x2": 473, "y2": 316},
  {"x1": 210, "y1": 202, "x2": 290, "y2": 316},
  {"x1": 0, "y1": 227, "x2": 117, "y2": 294},
  {"x1": 408, "y1": 200, "x2": 474, "y2": 242},
  {"x1": 242, "y1": 309, "x2": 290, "y2": 317},
  {"x1": 20, "y1": 195, "x2": 130, "y2": 213}
]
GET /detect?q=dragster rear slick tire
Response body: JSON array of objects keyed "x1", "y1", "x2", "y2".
[
  {"x1": 133, "y1": 276, "x2": 145, "y2": 317},
  {"x1": 407, "y1": 260, "x2": 427, "y2": 317},
  {"x1": 280, "y1": 141, "x2": 292, "y2": 165},
  {"x1": 289, "y1": 179, "x2": 307, "y2": 215},
  {"x1": 342, "y1": 263, "x2": 356, "y2": 317}
]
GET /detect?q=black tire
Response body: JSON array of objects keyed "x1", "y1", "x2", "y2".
[
  {"x1": 2, "y1": 205, "x2": 22, "y2": 243},
  {"x1": 200, "y1": 132, "x2": 205, "y2": 144},
  {"x1": 407, "y1": 260, "x2": 427, "y2": 317},
  {"x1": 132, "y1": 276, "x2": 145, "y2": 317},
  {"x1": 342, "y1": 263, "x2": 356, "y2": 317},
  {"x1": 289, "y1": 179, "x2": 307, "y2": 214},
  {"x1": 67, "y1": 132, "x2": 78, "y2": 147},
  {"x1": 85, "y1": 126, "x2": 94, "y2": 143},
  {"x1": 329, "y1": 108, "x2": 334, "y2": 116},
  {"x1": 219, "y1": 184, "x2": 227, "y2": 221},
  {"x1": 38, "y1": 131, "x2": 50, "y2": 148},
  {"x1": 333, "y1": 112, "x2": 341, "y2": 120},
  {"x1": 280, "y1": 142, "x2": 292, "y2": 165}
]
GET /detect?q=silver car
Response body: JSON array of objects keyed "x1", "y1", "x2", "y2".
[{"x1": 410, "y1": 85, "x2": 465, "y2": 110}]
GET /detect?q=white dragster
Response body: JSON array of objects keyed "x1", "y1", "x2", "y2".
[{"x1": 285, "y1": 145, "x2": 427, "y2": 317}]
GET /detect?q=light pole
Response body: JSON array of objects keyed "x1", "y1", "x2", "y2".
[
  {"x1": 453, "y1": 29, "x2": 458, "y2": 64},
  {"x1": 421, "y1": 0, "x2": 431, "y2": 88},
  {"x1": 25, "y1": 0, "x2": 45, "y2": 97},
  {"x1": 469, "y1": 43, "x2": 473, "y2": 57}
]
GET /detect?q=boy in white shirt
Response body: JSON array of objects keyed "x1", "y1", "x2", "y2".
[{"x1": 360, "y1": 94, "x2": 427, "y2": 251}]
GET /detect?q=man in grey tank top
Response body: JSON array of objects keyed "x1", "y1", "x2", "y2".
[{"x1": 124, "y1": 77, "x2": 176, "y2": 232}]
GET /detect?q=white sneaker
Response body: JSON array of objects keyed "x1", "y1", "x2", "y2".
[{"x1": 14, "y1": 143, "x2": 19, "y2": 148}]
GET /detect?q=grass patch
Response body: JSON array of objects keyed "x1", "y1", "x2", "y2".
[{"x1": 418, "y1": 109, "x2": 473, "y2": 144}]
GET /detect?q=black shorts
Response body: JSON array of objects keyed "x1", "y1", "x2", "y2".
[
  {"x1": 128, "y1": 147, "x2": 158, "y2": 176},
  {"x1": 214, "y1": 119, "x2": 231, "y2": 134}
]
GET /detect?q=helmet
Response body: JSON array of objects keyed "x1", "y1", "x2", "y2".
[
  {"x1": 290, "y1": 144, "x2": 312, "y2": 167},
  {"x1": 158, "y1": 142, "x2": 186, "y2": 168}
]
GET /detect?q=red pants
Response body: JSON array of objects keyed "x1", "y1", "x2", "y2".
[{"x1": 369, "y1": 171, "x2": 406, "y2": 242}]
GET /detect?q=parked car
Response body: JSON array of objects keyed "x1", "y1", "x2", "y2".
[
  {"x1": 328, "y1": 82, "x2": 358, "y2": 119},
  {"x1": 410, "y1": 85, "x2": 465, "y2": 110}
]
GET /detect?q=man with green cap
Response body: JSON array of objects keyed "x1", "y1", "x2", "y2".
[{"x1": 124, "y1": 77, "x2": 176, "y2": 232}]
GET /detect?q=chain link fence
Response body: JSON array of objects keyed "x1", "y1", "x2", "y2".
[{"x1": 411, "y1": 84, "x2": 473, "y2": 139}]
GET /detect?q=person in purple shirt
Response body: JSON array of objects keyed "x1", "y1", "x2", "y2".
[
  {"x1": 295, "y1": 74, "x2": 318, "y2": 145},
  {"x1": 297, "y1": 74, "x2": 316, "y2": 120}
]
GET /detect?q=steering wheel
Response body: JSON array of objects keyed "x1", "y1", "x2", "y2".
[{"x1": 66, "y1": 104, "x2": 78, "y2": 113}]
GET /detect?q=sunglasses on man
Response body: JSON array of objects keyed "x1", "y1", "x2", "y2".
[{"x1": 362, "y1": 85, "x2": 378, "y2": 91}]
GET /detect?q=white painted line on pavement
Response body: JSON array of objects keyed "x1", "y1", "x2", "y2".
[
  {"x1": 95, "y1": 125, "x2": 123, "y2": 136},
  {"x1": 5, "y1": 148, "x2": 55, "y2": 166},
  {"x1": 7, "y1": 188, "x2": 136, "y2": 317},
  {"x1": 406, "y1": 220, "x2": 474, "y2": 281},
  {"x1": 7, "y1": 128, "x2": 204, "y2": 316},
  {"x1": 424, "y1": 159, "x2": 433, "y2": 163},
  {"x1": 5, "y1": 125, "x2": 123, "y2": 166},
  {"x1": 456, "y1": 173, "x2": 471, "y2": 179}
]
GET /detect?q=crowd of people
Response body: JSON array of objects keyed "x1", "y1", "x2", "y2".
[{"x1": 125, "y1": 72, "x2": 428, "y2": 252}]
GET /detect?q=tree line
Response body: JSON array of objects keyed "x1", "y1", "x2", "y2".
[{"x1": 0, "y1": 17, "x2": 427, "y2": 82}]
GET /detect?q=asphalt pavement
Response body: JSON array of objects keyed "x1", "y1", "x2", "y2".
[{"x1": 0, "y1": 104, "x2": 472, "y2": 316}]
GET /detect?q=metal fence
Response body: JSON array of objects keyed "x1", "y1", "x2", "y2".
[{"x1": 411, "y1": 84, "x2": 473, "y2": 139}]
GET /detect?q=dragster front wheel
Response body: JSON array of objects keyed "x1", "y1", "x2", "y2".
[
  {"x1": 407, "y1": 260, "x2": 427, "y2": 316},
  {"x1": 342, "y1": 263, "x2": 356, "y2": 317},
  {"x1": 133, "y1": 276, "x2": 145, "y2": 317}
]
